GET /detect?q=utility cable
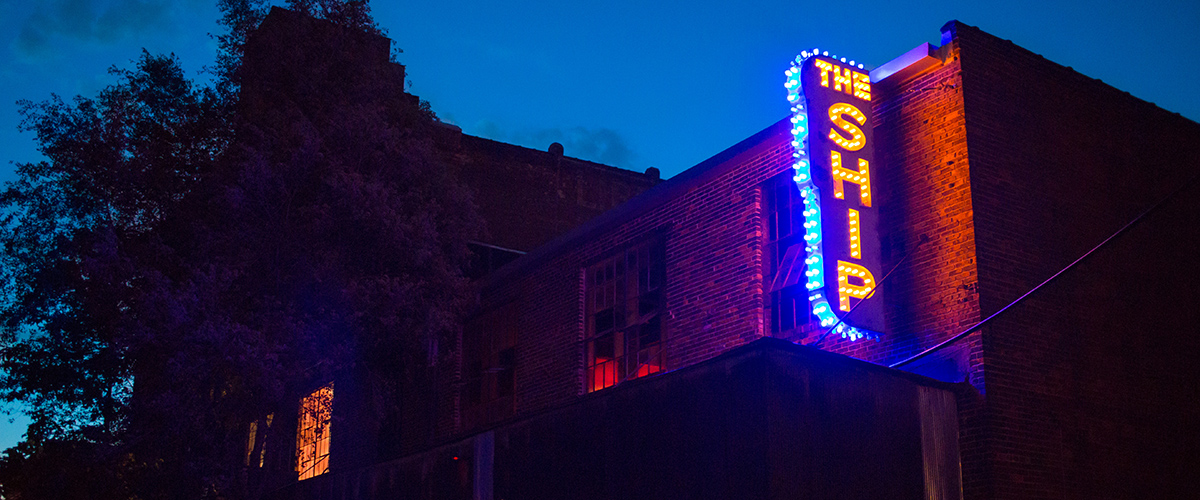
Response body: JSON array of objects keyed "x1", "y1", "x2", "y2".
[
  {"x1": 890, "y1": 171, "x2": 1200, "y2": 369},
  {"x1": 809, "y1": 239, "x2": 923, "y2": 347}
]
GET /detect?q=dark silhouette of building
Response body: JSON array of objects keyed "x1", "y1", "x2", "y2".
[{"x1": 252, "y1": 10, "x2": 1200, "y2": 500}]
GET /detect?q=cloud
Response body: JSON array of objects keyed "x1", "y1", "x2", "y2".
[
  {"x1": 472, "y1": 121, "x2": 639, "y2": 169},
  {"x1": 544, "y1": 127, "x2": 638, "y2": 168},
  {"x1": 13, "y1": 0, "x2": 200, "y2": 59}
]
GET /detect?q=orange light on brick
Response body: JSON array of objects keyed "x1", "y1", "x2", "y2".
[
  {"x1": 830, "y1": 151, "x2": 872, "y2": 207},
  {"x1": 848, "y1": 208, "x2": 861, "y2": 259},
  {"x1": 828, "y1": 103, "x2": 866, "y2": 151},
  {"x1": 836, "y1": 261, "x2": 876, "y2": 312}
]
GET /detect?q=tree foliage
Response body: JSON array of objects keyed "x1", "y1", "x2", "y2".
[{"x1": 0, "y1": 1, "x2": 479, "y2": 498}]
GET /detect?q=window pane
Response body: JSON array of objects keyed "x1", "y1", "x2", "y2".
[
  {"x1": 584, "y1": 240, "x2": 666, "y2": 392},
  {"x1": 594, "y1": 308, "x2": 615, "y2": 334},
  {"x1": 639, "y1": 316, "x2": 661, "y2": 346},
  {"x1": 296, "y1": 383, "x2": 333, "y2": 480},
  {"x1": 594, "y1": 334, "x2": 614, "y2": 360}
]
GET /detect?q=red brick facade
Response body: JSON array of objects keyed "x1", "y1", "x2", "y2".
[
  {"x1": 452, "y1": 21, "x2": 1200, "y2": 500},
  {"x1": 438, "y1": 130, "x2": 660, "y2": 253},
  {"x1": 250, "y1": 10, "x2": 1200, "y2": 498},
  {"x1": 470, "y1": 122, "x2": 797, "y2": 417},
  {"x1": 949, "y1": 21, "x2": 1200, "y2": 500},
  {"x1": 462, "y1": 31, "x2": 978, "y2": 430}
]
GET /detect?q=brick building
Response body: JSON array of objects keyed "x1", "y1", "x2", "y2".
[
  {"x1": 263, "y1": 13, "x2": 1200, "y2": 500},
  {"x1": 239, "y1": 7, "x2": 662, "y2": 492}
]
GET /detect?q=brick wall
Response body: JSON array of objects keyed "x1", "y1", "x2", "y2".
[
  {"x1": 807, "y1": 36, "x2": 991, "y2": 500},
  {"x1": 815, "y1": 39, "x2": 984, "y2": 386},
  {"x1": 457, "y1": 39, "x2": 992, "y2": 479},
  {"x1": 951, "y1": 21, "x2": 1200, "y2": 500},
  {"x1": 438, "y1": 131, "x2": 661, "y2": 253},
  {"x1": 466, "y1": 122, "x2": 796, "y2": 426},
  {"x1": 453, "y1": 21, "x2": 1200, "y2": 500}
]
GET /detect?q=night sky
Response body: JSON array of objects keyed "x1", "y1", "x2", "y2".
[{"x1": 1, "y1": 0, "x2": 1197, "y2": 448}]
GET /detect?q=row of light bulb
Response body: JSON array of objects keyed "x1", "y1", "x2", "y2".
[{"x1": 786, "y1": 49, "x2": 874, "y2": 343}]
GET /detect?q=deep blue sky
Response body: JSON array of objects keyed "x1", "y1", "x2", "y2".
[{"x1": 2, "y1": 0, "x2": 1198, "y2": 448}]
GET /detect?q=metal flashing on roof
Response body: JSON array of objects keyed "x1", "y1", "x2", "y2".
[{"x1": 870, "y1": 42, "x2": 942, "y2": 84}]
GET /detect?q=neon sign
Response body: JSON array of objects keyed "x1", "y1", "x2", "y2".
[{"x1": 784, "y1": 50, "x2": 883, "y2": 340}]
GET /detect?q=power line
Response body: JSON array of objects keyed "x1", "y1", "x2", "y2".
[
  {"x1": 809, "y1": 234, "x2": 927, "y2": 347},
  {"x1": 890, "y1": 171, "x2": 1200, "y2": 369}
]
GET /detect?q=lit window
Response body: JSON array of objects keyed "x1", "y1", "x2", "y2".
[
  {"x1": 296, "y1": 383, "x2": 333, "y2": 480},
  {"x1": 245, "y1": 413, "x2": 273, "y2": 468},
  {"x1": 584, "y1": 241, "x2": 666, "y2": 392}
]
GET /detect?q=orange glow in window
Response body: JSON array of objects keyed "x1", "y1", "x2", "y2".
[
  {"x1": 296, "y1": 383, "x2": 333, "y2": 480},
  {"x1": 635, "y1": 361, "x2": 662, "y2": 378},
  {"x1": 830, "y1": 151, "x2": 872, "y2": 207},
  {"x1": 848, "y1": 209, "x2": 861, "y2": 259},
  {"x1": 828, "y1": 103, "x2": 866, "y2": 151},
  {"x1": 588, "y1": 357, "x2": 619, "y2": 392},
  {"x1": 836, "y1": 261, "x2": 876, "y2": 312},
  {"x1": 246, "y1": 413, "x2": 274, "y2": 468}
]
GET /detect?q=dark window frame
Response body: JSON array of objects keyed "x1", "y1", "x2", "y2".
[
  {"x1": 462, "y1": 302, "x2": 518, "y2": 428},
  {"x1": 583, "y1": 238, "x2": 667, "y2": 392},
  {"x1": 765, "y1": 170, "x2": 812, "y2": 335}
]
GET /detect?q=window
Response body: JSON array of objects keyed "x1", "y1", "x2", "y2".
[
  {"x1": 245, "y1": 413, "x2": 273, "y2": 468},
  {"x1": 296, "y1": 383, "x2": 333, "y2": 480},
  {"x1": 766, "y1": 170, "x2": 810, "y2": 335},
  {"x1": 465, "y1": 242, "x2": 524, "y2": 280},
  {"x1": 584, "y1": 241, "x2": 666, "y2": 392},
  {"x1": 462, "y1": 303, "x2": 518, "y2": 428}
]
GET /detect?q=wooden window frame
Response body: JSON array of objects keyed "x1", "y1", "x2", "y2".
[{"x1": 583, "y1": 239, "x2": 666, "y2": 392}]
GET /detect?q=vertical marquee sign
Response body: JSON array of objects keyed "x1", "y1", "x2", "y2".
[{"x1": 784, "y1": 49, "x2": 882, "y2": 340}]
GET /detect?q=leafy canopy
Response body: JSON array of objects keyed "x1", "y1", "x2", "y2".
[{"x1": 0, "y1": 1, "x2": 479, "y2": 498}]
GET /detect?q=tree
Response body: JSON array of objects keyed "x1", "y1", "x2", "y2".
[
  {"x1": 0, "y1": 47, "x2": 229, "y2": 498},
  {"x1": 0, "y1": 2, "x2": 479, "y2": 498}
]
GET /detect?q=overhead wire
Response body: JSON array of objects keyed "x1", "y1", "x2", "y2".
[
  {"x1": 890, "y1": 171, "x2": 1200, "y2": 369},
  {"x1": 808, "y1": 235, "x2": 926, "y2": 347}
]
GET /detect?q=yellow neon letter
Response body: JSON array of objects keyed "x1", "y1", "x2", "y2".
[
  {"x1": 853, "y1": 71, "x2": 872, "y2": 101},
  {"x1": 836, "y1": 261, "x2": 876, "y2": 312},
  {"x1": 848, "y1": 208, "x2": 861, "y2": 259},
  {"x1": 828, "y1": 103, "x2": 866, "y2": 151},
  {"x1": 829, "y1": 152, "x2": 872, "y2": 207},
  {"x1": 815, "y1": 59, "x2": 835, "y2": 88},
  {"x1": 833, "y1": 66, "x2": 853, "y2": 94}
]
